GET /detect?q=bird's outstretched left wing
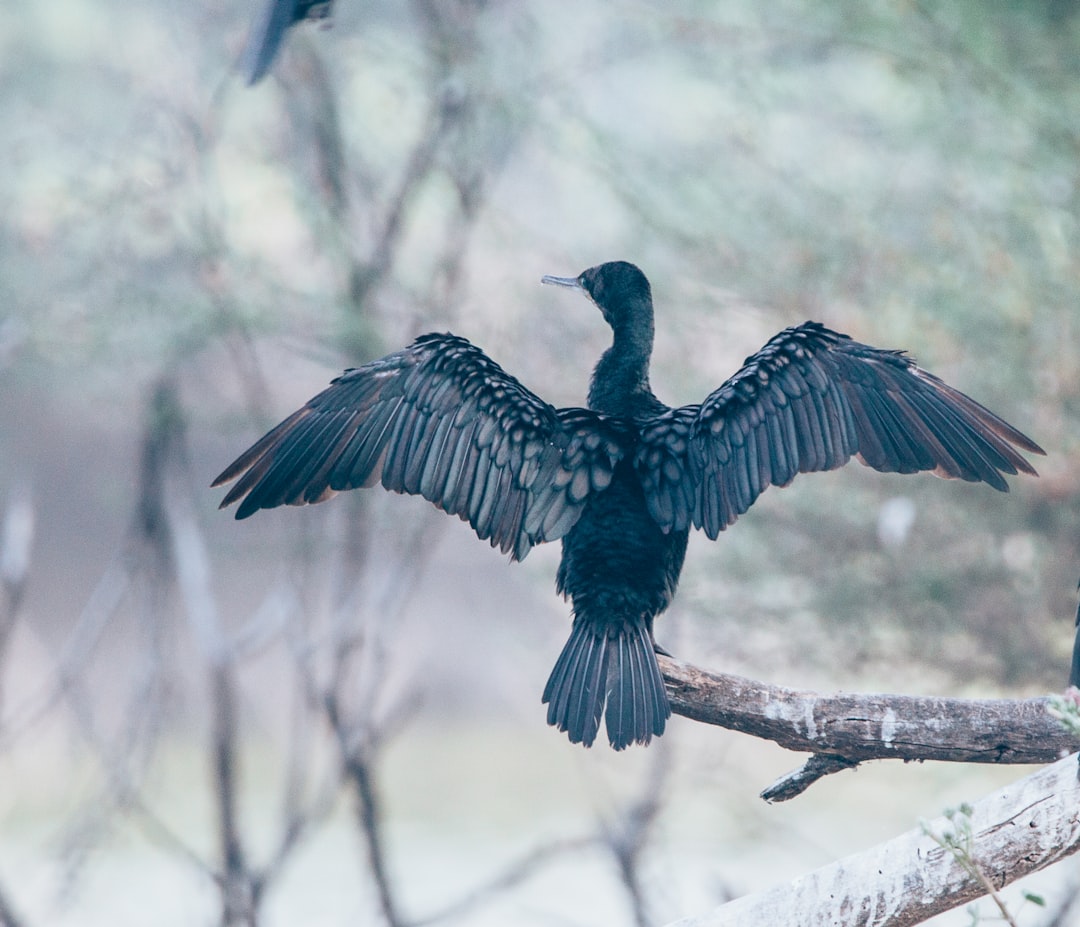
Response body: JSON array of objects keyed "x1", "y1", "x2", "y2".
[
  {"x1": 213, "y1": 334, "x2": 626, "y2": 560},
  {"x1": 636, "y1": 322, "x2": 1043, "y2": 538}
]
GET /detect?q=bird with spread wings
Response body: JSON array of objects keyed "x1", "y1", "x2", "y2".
[{"x1": 215, "y1": 261, "x2": 1043, "y2": 749}]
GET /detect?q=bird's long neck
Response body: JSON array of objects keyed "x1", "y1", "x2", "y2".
[{"x1": 587, "y1": 296, "x2": 659, "y2": 417}]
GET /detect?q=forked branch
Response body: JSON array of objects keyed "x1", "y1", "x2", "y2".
[{"x1": 659, "y1": 656, "x2": 1080, "y2": 800}]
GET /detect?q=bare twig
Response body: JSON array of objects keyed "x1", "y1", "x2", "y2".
[
  {"x1": 1041, "y1": 875, "x2": 1080, "y2": 927},
  {"x1": 324, "y1": 691, "x2": 404, "y2": 927},
  {"x1": 0, "y1": 557, "x2": 130, "y2": 748},
  {"x1": 281, "y1": 40, "x2": 350, "y2": 220},
  {"x1": 209, "y1": 661, "x2": 253, "y2": 926},
  {"x1": 0, "y1": 485, "x2": 29, "y2": 922},
  {"x1": 604, "y1": 745, "x2": 671, "y2": 927},
  {"x1": 0, "y1": 883, "x2": 26, "y2": 927},
  {"x1": 407, "y1": 835, "x2": 603, "y2": 927},
  {"x1": 347, "y1": 85, "x2": 465, "y2": 314},
  {"x1": 160, "y1": 382, "x2": 258, "y2": 926},
  {"x1": 0, "y1": 484, "x2": 32, "y2": 643}
]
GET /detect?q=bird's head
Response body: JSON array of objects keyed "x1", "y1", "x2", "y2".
[{"x1": 542, "y1": 261, "x2": 652, "y2": 331}]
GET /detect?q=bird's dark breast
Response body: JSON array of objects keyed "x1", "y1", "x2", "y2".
[{"x1": 556, "y1": 458, "x2": 689, "y2": 632}]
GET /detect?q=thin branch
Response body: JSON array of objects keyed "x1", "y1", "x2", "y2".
[
  {"x1": 0, "y1": 556, "x2": 130, "y2": 748},
  {"x1": 210, "y1": 662, "x2": 253, "y2": 926},
  {"x1": 281, "y1": 36, "x2": 350, "y2": 220},
  {"x1": 0, "y1": 881, "x2": 26, "y2": 927},
  {"x1": 762, "y1": 753, "x2": 859, "y2": 802},
  {"x1": 161, "y1": 385, "x2": 257, "y2": 926},
  {"x1": 407, "y1": 835, "x2": 603, "y2": 927},
  {"x1": 659, "y1": 656, "x2": 1080, "y2": 800},
  {"x1": 347, "y1": 86, "x2": 465, "y2": 313},
  {"x1": 0, "y1": 491, "x2": 30, "y2": 923},
  {"x1": 324, "y1": 691, "x2": 404, "y2": 927},
  {"x1": 1042, "y1": 876, "x2": 1080, "y2": 927},
  {"x1": 603, "y1": 745, "x2": 671, "y2": 927},
  {"x1": 166, "y1": 501, "x2": 257, "y2": 926},
  {"x1": 0, "y1": 484, "x2": 32, "y2": 652}
]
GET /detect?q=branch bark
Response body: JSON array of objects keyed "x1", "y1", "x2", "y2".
[
  {"x1": 663, "y1": 752, "x2": 1080, "y2": 927},
  {"x1": 658, "y1": 656, "x2": 1080, "y2": 800}
]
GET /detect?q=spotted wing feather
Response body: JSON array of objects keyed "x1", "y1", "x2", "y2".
[
  {"x1": 214, "y1": 334, "x2": 626, "y2": 560},
  {"x1": 636, "y1": 322, "x2": 1043, "y2": 538}
]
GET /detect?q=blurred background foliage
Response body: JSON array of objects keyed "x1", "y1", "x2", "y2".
[{"x1": 1, "y1": 0, "x2": 1079, "y2": 924}]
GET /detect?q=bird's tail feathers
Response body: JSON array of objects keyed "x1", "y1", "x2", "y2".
[{"x1": 542, "y1": 619, "x2": 670, "y2": 750}]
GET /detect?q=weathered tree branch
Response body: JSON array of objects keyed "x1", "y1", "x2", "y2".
[
  {"x1": 664, "y1": 752, "x2": 1080, "y2": 927},
  {"x1": 659, "y1": 656, "x2": 1080, "y2": 800}
]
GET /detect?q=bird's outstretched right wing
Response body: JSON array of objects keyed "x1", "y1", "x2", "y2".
[
  {"x1": 213, "y1": 334, "x2": 626, "y2": 560},
  {"x1": 636, "y1": 322, "x2": 1044, "y2": 538}
]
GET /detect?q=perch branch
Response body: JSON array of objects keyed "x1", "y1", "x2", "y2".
[{"x1": 659, "y1": 656, "x2": 1080, "y2": 800}]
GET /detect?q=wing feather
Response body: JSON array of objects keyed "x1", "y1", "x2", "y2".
[
  {"x1": 214, "y1": 334, "x2": 627, "y2": 560},
  {"x1": 635, "y1": 322, "x2": 1043, "y2": 537}
]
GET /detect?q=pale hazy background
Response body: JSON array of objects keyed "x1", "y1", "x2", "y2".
[{"x1": 1, "y1": 1, "x2": 1079, "y2": 924}]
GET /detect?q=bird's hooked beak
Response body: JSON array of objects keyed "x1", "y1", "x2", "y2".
[{"x1": 541, "y1": 274, "x2": 583, "y2": 290}]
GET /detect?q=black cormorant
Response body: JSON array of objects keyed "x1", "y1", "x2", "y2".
[
  {"x1": 213, "y1": 261, "x2": 1044, "y2": 749},
  {"x1": 241, "y1": 0, "x2": 334, "y2": 86}
]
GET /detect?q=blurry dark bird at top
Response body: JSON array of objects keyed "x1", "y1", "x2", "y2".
[
  {"x1": 241, "y1": 0, "x2": 334, "y2": 85},
  {"x1": 213, "y1": 261, "x2": 1044, "y2": 750}
]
